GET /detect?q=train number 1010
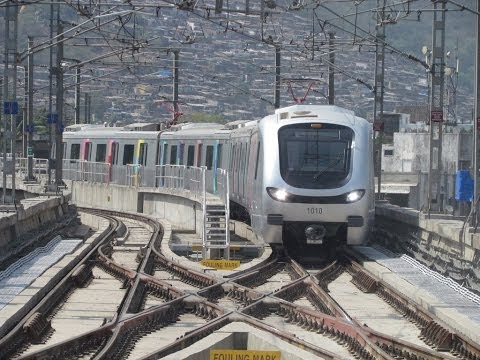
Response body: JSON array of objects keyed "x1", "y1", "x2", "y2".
[{"x1": 307, "y1": 207, "x2": 323, "y2": 215}]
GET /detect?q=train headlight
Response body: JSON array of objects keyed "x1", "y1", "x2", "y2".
[
  {"x1": 267, "y1": 187, "x2": 290, "y2": 202},
  {"x1": 345, "y1": 189, "x2": 365, "y2": 203}
]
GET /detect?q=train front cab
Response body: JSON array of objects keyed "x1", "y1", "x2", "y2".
[{"x1": 259, "y1": 119, "x2": 372, "y2": 257}]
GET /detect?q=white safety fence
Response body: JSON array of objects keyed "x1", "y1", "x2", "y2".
[
  {"x1": 0, "y1": 156, "x2": 48, "y2": 178},
  {"x1": 61, "y1": 160, "x2": 229, "y2": 204},
  {"x1": 2, "y1": 157, "x2": 230, "y2": 210}
]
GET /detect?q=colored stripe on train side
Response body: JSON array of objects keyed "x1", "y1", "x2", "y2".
[{"x1": 135, "y1": 139, "x2": 145, "y2": 166}]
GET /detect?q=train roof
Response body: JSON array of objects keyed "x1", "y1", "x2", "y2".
[
  {"x1": 161, "y1": 122, "x2": 230, "y2": 139},
  {"x1": 63, "y1": 123, "x2": 162, "y2": 140},
  {"x1": 65, "y1": 122, "x2": 162, "y2": 132},
  {"x1": 270, "y1": 104, "x2": 368, "y2": 127},
  {"x1": 274, "y1": 104, "x2": 355, "y2": 118},
  {"x1": 64, "y1": 124, "x2": 107, "y2": 132},
  {"x1": 224, "y1": 119, "x2": 258, "y2": 129}
]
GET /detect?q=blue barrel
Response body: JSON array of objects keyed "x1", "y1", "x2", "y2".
[{"x1": 455, "y1": 170, "x2": 473, "y2": 202}]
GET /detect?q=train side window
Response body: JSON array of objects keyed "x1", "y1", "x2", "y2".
[
  {"x1": 187, "y1": 145, "x2": 195, "y2": 167},
  {"x1": 233, "y1": 144, "x2": 238, "y2": 171},
  {"x1": 205, "y1": 145, "x2": 214, "y2": 170},
  {"x1": 161, "y1": 144, "x2": 168, "y2": 165},
  {"x1": 84, "y1": 142, "x2": 92, "y2": 161},
  {"x1": 240, "y1": 143, "x2": 244, "y2": 174},
  {"x1": 112, "y1": 142, "x2": 119, "y2": 165},
  {"x1": 170, "y1": 145, "x2": 177, "y2": 165},
  {"x1": 96, "y1": 144, "x2": 107, "y2": 162},
  {"x1": 244, "y1": 142, "x2": 249, "y2": 174},
  {"x1": 139, "y1": 143, "x2": 148, "y2": 165},
  {"x1": 62, "y1": 142, "x2": 66, "y2": 159},
  {"x1": 70, "y1": 144, "x2": 80, "y2": 161},
  {"x1": 254, "y1": 142, "x2": 261, "y2": 179},
  {"x1": 217, "y1": 144, "x2": 223, "y2": 169},
  {"x1": 196, "y1": 144, "x2": 203, "y2": 167},
  {"x1": 156, "y1": 142, "x2": 161, "y2": 165},
  {"x1": 123, "y1": 144, "x2": 134, "y2": 165},
  {"x1": 178, "y1": 143, "x2": 184, "y2": 165},
  {"x1": 229, "y1": 144, "x2": 234, "y2": 171}
]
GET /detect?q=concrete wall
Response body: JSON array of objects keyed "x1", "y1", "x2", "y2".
[
  {"x1": 71, "y1": 182, "x2": 140, "y2": 213},
  {"x1": 142, "y1": 192, "x2": 203, "y2": 231},
  {"x1": 375, "y1": 201, "x2": 479, "y2": 263},
  {"x1": 69, "y1": 181, "x2": 205, "y2": 235},
  {"x1": 0, "y1": 196, "x2": 68, "y2": 248}
]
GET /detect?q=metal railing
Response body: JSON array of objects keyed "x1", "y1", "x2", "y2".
[
  {"x1": 0, "y1": 156, "x2": 48, "y2": 178},
  {"x1": 216, "y1": 168, "x2": 231, "y2": 250},
  {"x1": 60, "y1": 160, "x2": 225, "y2": 203}
]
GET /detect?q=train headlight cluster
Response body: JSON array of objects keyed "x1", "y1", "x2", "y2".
[
  {"x1": 266, "y1": 187, "x2": 290, "y2": 202},
  {"x1": 345, "y1": 189, "x2": 365, "y2": 203}
]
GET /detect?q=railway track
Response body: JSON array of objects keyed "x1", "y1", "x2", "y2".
[{"x1": 0, "y1": 209, "x2": 479, "y2": 359}]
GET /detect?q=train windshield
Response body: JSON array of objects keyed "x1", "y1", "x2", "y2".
[{"x1": 278, "y1": 123, "x2": 354, "y2": 189}]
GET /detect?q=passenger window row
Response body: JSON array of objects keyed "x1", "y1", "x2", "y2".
[{"x1": 64, "y1": 138, "x2": 260, "y2": 174}]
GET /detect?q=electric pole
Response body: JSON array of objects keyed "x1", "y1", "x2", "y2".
[
  {"x1": 172, "y1": 50, "x2": 179, "y2": 124},
  {"x1": 74, "y1": 66, "x2": 81, "y2": 124},
  {"x1": 274, "y1": 46, "x2": 281, "y2": 109},
  {"x1": 2, "y1": 1, "x2": 19, "y2": 207},
  {"x1": 55, "y1": 23, "x2": 64, "y2": 186},
  {"x1": 328, "y1": 32, "x2": 335, "y2": 105},
  {"x1": 473, "y1": 1, "x2": 480, "y2": 226},
  {"x1": 26, "y1": 37, "x2": 35, "y2": 182},
  {"x1": 373, "y1": 0, "x2": 386, "y2": 200},
  {"x1": 47, "y1": 0, "x2": 59, "y2": 187},
  {"x1": 427, "y1": 0, "x2": 446, "y2": 214}
]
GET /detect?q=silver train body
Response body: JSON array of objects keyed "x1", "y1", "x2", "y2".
[{"x1": 63, "y1": 105, "x2": 374, "y2": 248}]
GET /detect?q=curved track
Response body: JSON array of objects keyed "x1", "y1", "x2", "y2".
[{"x1": 0, "y1": 209, "x2": 479, "y2": 360}]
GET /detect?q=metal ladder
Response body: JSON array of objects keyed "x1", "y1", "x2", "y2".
[{"x1": 203, "y1": 203, "x2": 230, "y2": 259}]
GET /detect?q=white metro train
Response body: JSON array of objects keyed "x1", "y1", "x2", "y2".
[{"x1": 62, "y1": 105, "x2": 374, "y2": 252}]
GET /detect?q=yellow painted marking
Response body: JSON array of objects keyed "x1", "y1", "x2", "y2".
[
  {"x1": 201, "y1": 259, "x2": 240, "y2": 270},
  {"x1": 210, "y1": 350, "x2": 280, "y2": 360}
]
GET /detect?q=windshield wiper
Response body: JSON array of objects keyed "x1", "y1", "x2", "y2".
[{"x1": 313, "y1": 157, "x2": 342, "y2": 181}]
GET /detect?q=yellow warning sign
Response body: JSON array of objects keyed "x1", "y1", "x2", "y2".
[
  {"x1": 201, "y1": 259, "x2": 240, "y2": 270},
  {"x1": 210, "y1": 350, "x2": 280, "y2": 360},
  {"x1": 191, "y1": 245, "x2": 203, "y2": 251}
]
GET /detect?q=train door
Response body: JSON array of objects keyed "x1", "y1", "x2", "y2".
[
  {"x1": 138, "y1": 140, "x2": 147, "y2": 165},
  {"x1": 212, "y1": 142, "x2": 222, "y2": 194},
  {"x1": 169, "y1": 144, "x2": 177, "y2": 165},
  {"x1": 135, "y1": 140, "x2": 147, "y2": 186},
  {"x1": 242, "y1": 138, "x2": 250, "y2": 202},
  {"x1": 158, "y1": 141, "x2": 168, "y2": 187},
  {"x1": 80, "y1": 140, "x2": 91, "y2": 181},
  {"x1": 246, "y1": 133, "x2": 258, "y2": 205},
  {"x1": 186, "y1": 144, "x2": 195, "y2": 167},
  {"x1": 178, "y1": 142, "x2": 184, "y2": 165},
  {"x1": 82, "y1": 140, "x2": 92, "y2": 161},
  {"x1": 239, "y1": 142, "x2": 245, "y2": 199},
  {"x1": 108, "y1": 141, "x2": 119, "y2": 183},
  {"x1": 205, "y1": 143, "x2": 214, "y2": 193},
  {"x1": 195, "y1": 142, "x2": 203, "y2": 167},
  {"x1": 232, "y1": 142, "x2": 238, "y2": 196}
]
